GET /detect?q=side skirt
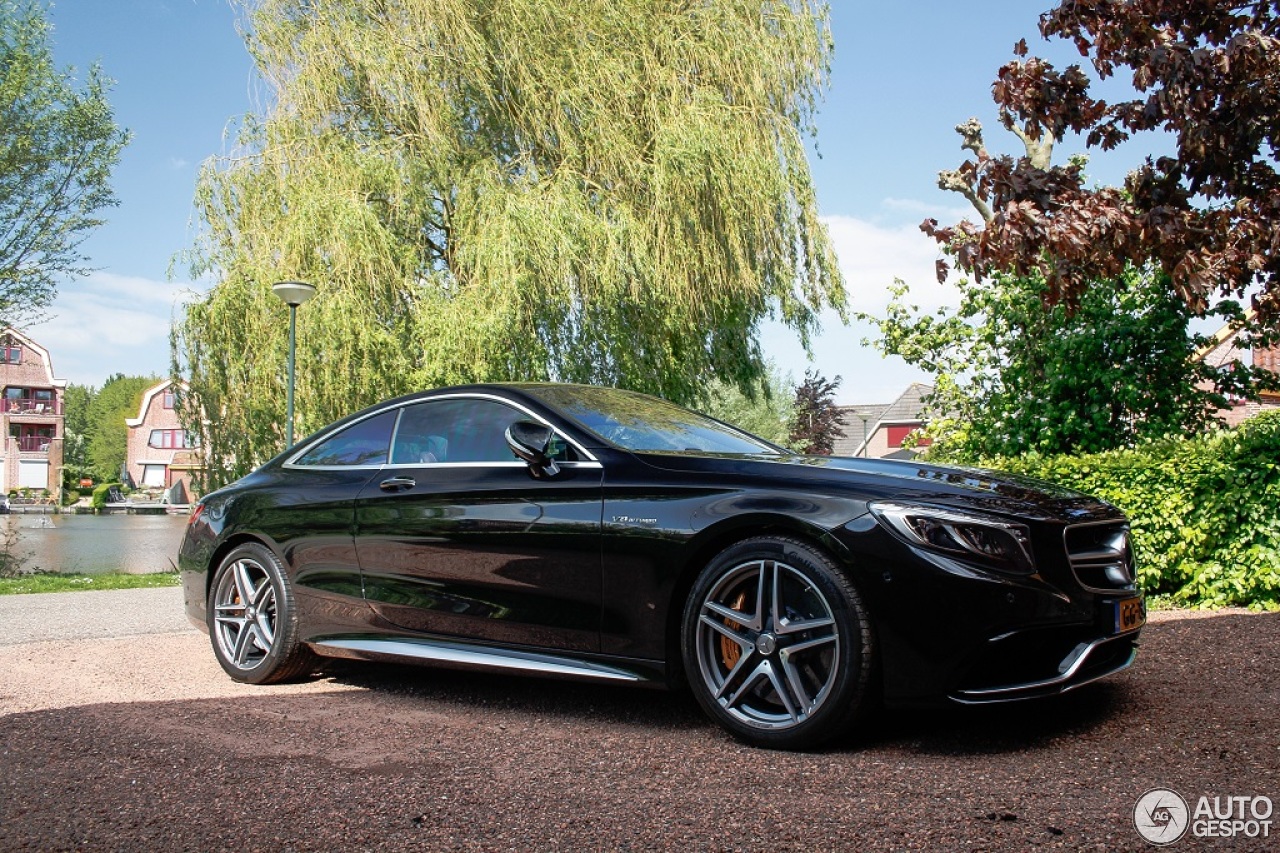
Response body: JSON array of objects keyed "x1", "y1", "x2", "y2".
[{"x1": 310, "y1": 635, "x2": 665, "y2": 686}]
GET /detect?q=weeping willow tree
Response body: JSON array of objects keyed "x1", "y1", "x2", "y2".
[{"x1": 174, "y1": 0, "x2": 844, "y2": 487}]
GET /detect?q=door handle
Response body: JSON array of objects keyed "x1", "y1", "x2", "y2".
[{"x1": 379, "y1": 476, "x2": 416, "y2": 493}]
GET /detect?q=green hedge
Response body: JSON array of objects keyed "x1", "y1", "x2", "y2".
[
  {"x1": 90, "y1": 482, "x2": 122, "y2": 511},
  {"x1": 984, "y1": 410, "x2": 1280, "y2": 610}
]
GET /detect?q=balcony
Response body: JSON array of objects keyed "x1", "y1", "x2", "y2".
[
  {"x1": 15, "y1": 435, "x2": 54, "y2": 453},
  {"x1": 3, "y1": 397, "x2": 61, "y2": 416}
]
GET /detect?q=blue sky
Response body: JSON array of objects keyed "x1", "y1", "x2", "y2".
[{"x1": 38, "y1": 0, "x2": 1155, "y2": 404}]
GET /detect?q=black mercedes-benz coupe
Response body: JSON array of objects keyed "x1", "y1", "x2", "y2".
[{"x1": 180, "y1": 383, "x2": 1144, "y2": 749}]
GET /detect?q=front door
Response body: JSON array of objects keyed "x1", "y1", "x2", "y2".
[{"x1": 355, "y1": 396, "x2": 604, "y2": 652}]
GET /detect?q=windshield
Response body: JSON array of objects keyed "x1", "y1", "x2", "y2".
[{"x1": 526, "y1": 385, "x2": 783, "y2": 455}]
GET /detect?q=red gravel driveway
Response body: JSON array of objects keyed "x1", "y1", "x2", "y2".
[{"x1": 1, "y1": 605, "x2": 1276, "y2": 851}]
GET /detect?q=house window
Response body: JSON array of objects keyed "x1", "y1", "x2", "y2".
[
  {"x1": 0, "y1": 346, "x2": 21, "y2": 364},
  {"x1": 148, "y1": 429, "x2": 197, "y2": 449},
  {"x1": 162, "y1": 391, "x2": 176, "y2": 409},
  {"x1": 141, "y1": 464, "x2": 167, "y2": 487}
]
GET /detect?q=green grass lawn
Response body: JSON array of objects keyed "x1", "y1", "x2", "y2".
[{"x1": 0, "y1": 571, "x2": 181, "y2": 595}]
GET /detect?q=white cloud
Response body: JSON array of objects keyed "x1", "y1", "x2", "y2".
[
  {"x1": 27, "y1": 272, "x2": 205, "y2": 387},
  {"x1": 879, "y1": 196, "x2": 977, "y2": 224},
  {"x1": 825, "y1": 214, "x2": 958, "y2": 314},
  {"x1": 760, "y1": 213, "x2": 962, "y2": 405}
]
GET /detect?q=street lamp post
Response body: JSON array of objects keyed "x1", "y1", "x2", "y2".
[{"x1": 272, "y1": 280, "x2": 317, "y2": 448}]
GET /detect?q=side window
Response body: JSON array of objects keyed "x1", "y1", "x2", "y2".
[
  {"x1": 293, "y1": 410, "x2": 397, "y2": 467},
  {"x1": 391, "y1": 398, "x2": 577, "y2": 465}
]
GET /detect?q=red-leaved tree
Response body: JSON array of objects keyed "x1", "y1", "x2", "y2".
[
  {"x1": 788, "y1": 371, "x2": 845, "y2": 455},
  {"x1": 924, "y1": 1, "x2": 1280, "y2": 333}
]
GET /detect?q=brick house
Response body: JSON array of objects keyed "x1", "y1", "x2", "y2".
[
  {"x1": 1198, "y1": 310, "x2": 1280, "y2": 426},
  {"x1": 125, "y1": 379, "x2": 200, "y2": 498},
  {"x1": 834, "y1": 383, "x2": 932, "y2": 460},
  {"x1": 0, "y1": 327, "x2": 65, "y2": 494}
]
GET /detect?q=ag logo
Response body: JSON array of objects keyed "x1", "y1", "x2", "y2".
[{"x1": 1134, "y1": 788, "x2": 1190, "y2": 845}]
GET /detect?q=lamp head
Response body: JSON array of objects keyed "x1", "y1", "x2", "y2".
[{"x1": 272, "y1": 280, "x2": 317, "y2": 307}]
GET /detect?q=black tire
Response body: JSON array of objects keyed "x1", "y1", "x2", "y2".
[
  {"x1": 680, "y1": 536, "x2": 874, "y2": 750},
  {"x1": 207, "y1": 542, "x2": 317, "y2": 684}
]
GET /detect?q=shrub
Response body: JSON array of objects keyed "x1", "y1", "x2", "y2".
[
  {"x1": 0, "y1": 524, "x2": 27, "y2": 578},
  {"x1": 90, "y1": 482, "x2": 123, "y2": 511},
  {"x1": 984, "y1": 411, "x2": 1280, "y2": 610}
]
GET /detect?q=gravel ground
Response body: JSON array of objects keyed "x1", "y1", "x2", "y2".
[{"x1": 0, "y1": 595, "x2": 1276, "y2": 852}]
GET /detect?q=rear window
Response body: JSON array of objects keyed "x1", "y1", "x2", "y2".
[{"x1": 293, "y1": 410, "x2": 397, "y2": 467}]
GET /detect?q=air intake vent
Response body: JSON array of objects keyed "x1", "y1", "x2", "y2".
[{"x1": 1064, "y1": 522, "x2": 1135, "y2": 592}]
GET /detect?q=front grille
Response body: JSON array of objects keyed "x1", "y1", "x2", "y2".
[{"x1": 1064, "y1": 521, "x2": 1136, "y2": 592}]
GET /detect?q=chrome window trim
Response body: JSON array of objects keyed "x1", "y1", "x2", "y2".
[
  {"x1": 380, "y1": 460, "x2": 604, "y2": 470},
  {"x1": 284, "y1": 460, "x2": 604, "y2": 473},
  {"x1": 283, "y1": 391, "x2": 599, "y2": 470}
]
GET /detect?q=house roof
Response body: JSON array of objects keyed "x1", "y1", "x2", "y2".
[
  {"x1": 836, "y1": 382, "x2": 933, "y2": 457},
  {"x1": 169, "y1": 450, "x2": 202, "y2": 469},
  {"x1": 125, "y1": 379, "x2": 188, "y2": 427},
  {"x1": 0, "y1": 326, "x2": 66, "y2": 388},
  {"x1": 833, "y1": 404, "x2": 888, "y2": 456},
  {"x1": 1196, "y1": 307, "x2": 1258, "y2": 361},
  {"x1": 878, "y1": 382, "x2": 933, "y2": 424}
]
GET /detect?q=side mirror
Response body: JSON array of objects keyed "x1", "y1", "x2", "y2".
[{"x1": 504, "y1": 420, "x2": 561, "y2": 479}]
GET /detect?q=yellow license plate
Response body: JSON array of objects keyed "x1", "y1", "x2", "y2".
[{"x1": 1116, "y1": 597, "x2": 1146, "y2": 633}]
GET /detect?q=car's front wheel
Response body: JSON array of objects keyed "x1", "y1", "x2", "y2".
[
  {"x1": 681, "y1": 536, "x2": 874, "y2": 750},
  {"x1": 207, "y1": 542, "x2": 316, "y2": 684}
]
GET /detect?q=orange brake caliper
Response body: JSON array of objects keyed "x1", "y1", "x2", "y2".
[{"x1": 720, "y1": 590, "x2": 748, "y2": 669}]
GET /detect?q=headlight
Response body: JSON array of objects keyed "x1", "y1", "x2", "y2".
[{"x1": 869, "y1": 501, "x2": 1036, "y2": 575}]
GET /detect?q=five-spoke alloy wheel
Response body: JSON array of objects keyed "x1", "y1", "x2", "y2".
[
  {"x1": 682, "y1": 536, "x2": 873, "y2": 749},
  {"x1": 208, "y1": 542, "x2": 315, "y2": 684}
]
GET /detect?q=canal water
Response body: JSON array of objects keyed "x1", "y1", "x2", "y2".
[{"x1": 4, "y1": 513, "x2": 190, "y2": 575}]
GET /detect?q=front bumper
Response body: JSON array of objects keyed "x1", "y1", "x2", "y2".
[
  {"x1": 835, "y1": 509, "x2": 1144, "y2": 707},
  {"x1": 950, "y1": 628, "x2": 1139, "y2": 703}
]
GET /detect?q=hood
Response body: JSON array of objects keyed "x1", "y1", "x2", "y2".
[{"x1": 631, "y1": 451, "x2": 1119, "y2": 523}]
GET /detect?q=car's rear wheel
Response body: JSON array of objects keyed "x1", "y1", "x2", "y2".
[
  {"x1": 208, "y1": 542, "x2": 316, "y2": 684},
  {"x1": 681, "y1": 536, "x2": 874, "y2": 750}
]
